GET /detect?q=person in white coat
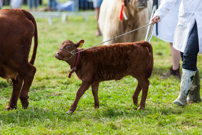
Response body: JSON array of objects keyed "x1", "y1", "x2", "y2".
[
  {"x1": 151, "y1": 0, "x2": 202, "y2": 106},
  {"x1": 152, "y1": 0, "x2": 181, "y2": 79}
]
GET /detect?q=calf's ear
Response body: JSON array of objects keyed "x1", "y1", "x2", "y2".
[{"x1": 75, "y1": 39, "x2": 84, "y2": 48}]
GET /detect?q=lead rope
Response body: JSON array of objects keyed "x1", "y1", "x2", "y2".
[{"x1": 71, "y1": 23, "x2": 152, "y2": 55}]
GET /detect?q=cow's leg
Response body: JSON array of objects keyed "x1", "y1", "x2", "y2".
[
  {"x1": 138, "y1": 78, "x2": 150, "y2": 110},
  {"x1": 132, "y1": 82, "x2": 141, "y2": 106},
  {"x1": 67, "y1": 81, "x2": 91, "y2": 114},
  {"x1": 19, "y1": 63, "x2": 36, "y2": 109},
  {"x1": 91, "y1": 82, "x2": 99, "y2": 108},
  {"x1": 5, "y1": 75, "x2": 23, "y2": 110}
]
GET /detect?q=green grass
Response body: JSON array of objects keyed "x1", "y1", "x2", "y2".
[{"x1": 1, "y1": 14, "x2": 202, "y2": 135}]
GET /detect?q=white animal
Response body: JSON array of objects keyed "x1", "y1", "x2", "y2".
[{"x1": 99, "y1": 0, "x2": 152, "y2": 45}]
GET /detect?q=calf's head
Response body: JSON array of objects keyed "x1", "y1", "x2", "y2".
[{"x1": 55, "y1": 40, "x2": 84, "y2": 61}]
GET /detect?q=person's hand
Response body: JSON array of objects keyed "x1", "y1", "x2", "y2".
[{"x1": 151, "y1": 15, "x2": 160, "y2": 24}]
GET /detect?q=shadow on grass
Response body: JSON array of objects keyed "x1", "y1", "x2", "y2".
[
  {"x1": 152, "y1": 67, "x2": 172, "y2": 76},
  {"x1": 96, "y1": 104, "x2": 184, "y2": 119},
  {"x1": 153, "y1": 66, "x2": 202, "y2": 78},
  {"x1": 0, "y1": 104, "x2": 185, "y2": 127}
]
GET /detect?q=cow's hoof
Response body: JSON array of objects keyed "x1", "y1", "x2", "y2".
[
  {"x1": 66, "y1": 110, "x2": 74, "y2": 114},
  {"x1": 20, "y1": 96, "x2": 29, "y2": 109},
  {"x1": 5, "y1": 106, "x2": 11, "y2": 111},
  {"x1": 22, "y1": 102, "x2": 29, "y2": 109},
  {"x1": 5, "y1": 105, "x2": 16, "y2": 111}
]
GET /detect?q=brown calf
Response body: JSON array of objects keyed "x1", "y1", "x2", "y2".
[
  {"x1": 0, "y1": 9, "x2": 38, "y2": 110},
  {"x1": 55, "y1": 40, "x2": 153, "y2": 114}
]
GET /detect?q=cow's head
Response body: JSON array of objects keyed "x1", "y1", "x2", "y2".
[
  {"x1": 124, "y1": 0, "x2": 148, "y2": 9},
  {"x1": 120, "y1": 0, "x2": 148, "y2": 21},
  {"x1": 55, "y1": 40, "x2": 84, "y2": 61}
]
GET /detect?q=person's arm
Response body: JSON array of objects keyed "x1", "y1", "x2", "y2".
[{"x1": 151, "y1": 0, "x2": 178, "y2": 24}]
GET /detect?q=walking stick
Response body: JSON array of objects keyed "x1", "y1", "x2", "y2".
[{"x1": 145, "y1": 0, "x2": 158, "y2": 42}]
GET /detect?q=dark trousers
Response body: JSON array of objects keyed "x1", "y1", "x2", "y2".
[{"x1": 181, "y1": 22, "x2": 199, "y2": 71}]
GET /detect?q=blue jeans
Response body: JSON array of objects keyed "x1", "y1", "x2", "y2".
[
  {"x1": 181, "y1": 22, "x2": 199, "y2": 71},
  {"x1": 27, "y1": 0, "x2": 39, "y2": 8},
  {"x1": 93, "y1": 0, "x2": 103, "y2": 8},
  {"x1": 49, "y1": 0, "x2": 57, "y2": 10}
]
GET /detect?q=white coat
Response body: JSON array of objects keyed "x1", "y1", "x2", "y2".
[
  {"x1": 152, "y1": 0, "x2": 181, "y2": 43},
  {"x1": 154, "y1": 0, "x2": 202, "y2": 53}
]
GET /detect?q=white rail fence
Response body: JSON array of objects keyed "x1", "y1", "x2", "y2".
[
  {"x1": 31, "y1": 11, "x2": 95, "y2": 25},
  {"x1": 2, "y1": 0, "x2": 95, "y2": 25},
  {"x1": 31, "y1": 0, "x2": 95, "y2": 25}
]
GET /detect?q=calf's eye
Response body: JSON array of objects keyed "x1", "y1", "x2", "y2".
[{"x1": 66, "y1": 46, "x2": 71, "y2": 49}]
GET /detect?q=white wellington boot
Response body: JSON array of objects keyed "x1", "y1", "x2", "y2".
[
  {"x1": 173, "y1": 68, "x2": 196, "y2": 106},
  {"x1": 187, "y1": 69, "x2": 201, "y2": 103}
]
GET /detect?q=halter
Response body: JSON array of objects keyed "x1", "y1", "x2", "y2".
[
  {"x1": 68, "y1": 49, "x2": 80, "y2": 78},
  {"x1": 59, "y1": 48, "x2": 76, "y2": 61},
  {"x1": 59, "y1": 48, "x2": 81, "y2": 78}
]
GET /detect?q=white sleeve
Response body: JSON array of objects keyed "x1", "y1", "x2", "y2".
[{"x1": 154, "y1": 0, "x2": 178, "y2": 20}]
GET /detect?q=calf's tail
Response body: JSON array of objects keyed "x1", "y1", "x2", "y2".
[
  {"x1": 141, "y1": 41, "x2": 153, "y2": 78},
  {"x1": 22, "y1": 9, "x2": 38, "y2": 65}
]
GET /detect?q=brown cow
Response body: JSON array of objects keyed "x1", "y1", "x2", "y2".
[
  {"x1": 0, "y1": 9, "x2": 38, "y2": 110},
  {"x1": 99, "y1": 0, "x2": 152, "y2": 45},
  {"x1": 55, "y1": 39, "x2": 153, "y2": 114}
]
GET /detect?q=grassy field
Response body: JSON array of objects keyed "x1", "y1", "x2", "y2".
[{"x1": 1, "y1": 11, "x2": 202, "y2": 135}]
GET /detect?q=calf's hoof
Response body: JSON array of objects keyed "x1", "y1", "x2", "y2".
[
  {"x1": 66, "y1": 110, "x2": 74, "y2": 114},
  {"x1": 133, "y1": 98, "x2": 138, "y2": 106},
  {"x1": 137, "y1": 106, "x2": 145, "y2": 110},
  {"x1": 94, "y1": 105, "x2": 99, "y2": 109},
  {"x1": 133, "y1": 102, "x2": 138, "y2": 106}
]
